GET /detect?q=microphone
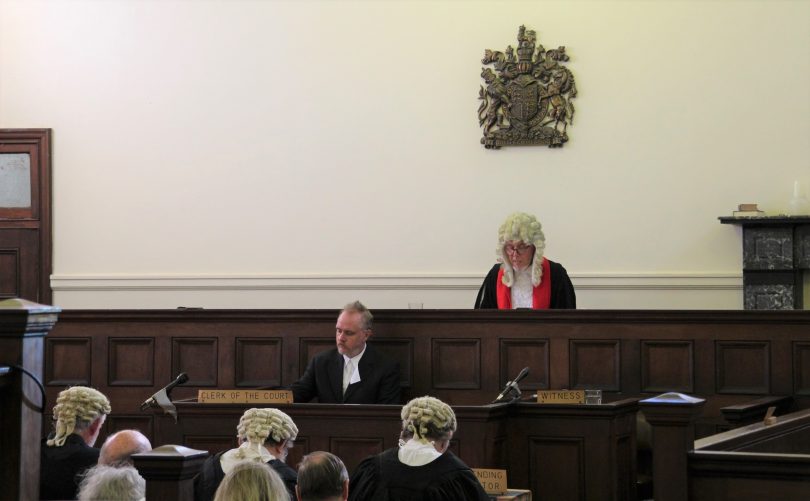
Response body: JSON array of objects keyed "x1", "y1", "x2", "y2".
[
  {"x1": 140, "y1": 373, "x2": 189, "y2": 411},
  {"x1": 493, "y1": 367, "x2": 529, "y2": 404}
]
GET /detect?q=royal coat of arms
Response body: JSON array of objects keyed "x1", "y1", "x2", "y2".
[{"x1": 478, "y1": 26, "x2": 577, "y2": 149}]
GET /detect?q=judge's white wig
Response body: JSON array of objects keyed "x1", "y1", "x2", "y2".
[{"x1": 496, "y1": 212, "x2": 546, "y2": 287}]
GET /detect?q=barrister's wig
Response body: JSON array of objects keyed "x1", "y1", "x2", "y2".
[
  {"x1": 48, "y1": 386, "x2": 111, "y2": 447},
  {"x1": 496, "y1": 212, "x2": 546, "y2": 287},
  {"x1": 400, "y1": 396, "x2": 457, "y2": 443},
  {"x1": 234, "y1": 408, "x2": 298, "y2": 459}
]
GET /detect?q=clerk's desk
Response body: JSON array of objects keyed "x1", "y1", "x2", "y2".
[{"x1": 150, "y1": 398, "x2": 638, "y2": 501}]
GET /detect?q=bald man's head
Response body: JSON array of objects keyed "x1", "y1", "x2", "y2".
[{"x1": 99, "y1": 430, "x2": 152, "y2": 467}]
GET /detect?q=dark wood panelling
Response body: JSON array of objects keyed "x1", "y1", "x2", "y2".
[
  {"x1": 330, "y1": 437, "x2": 385, "y2": 475},
  {"x1": 45, "y1": 337, "x2": 91, "y2": 386},
  {"x1": 716, "y1": 341, "x2": 770, "y2": 394},
  {"x1": 500, "y1": 338, "x2": 549, "y2": 390},
  {"x1": 530, "y1": 437, "x2": 584, "y2": 501},
  {"x1": 43, "y1": 308, "x2": 810, "y2": 448},
  {"x1": 105, "y1": 415, "x2": 153, "y2": 442},
  {"x1": 184, "y1": 435, "x2": 233, "y2": 456},
  {"x1": 373, "y1": 338, "x2": 413, "y2": 388},
  {"x1": 235, "y1": 338, "x2": 282, "y2": 387},
  {"x1": 286, "y1": 437, "x2": 309, "y2": 468},
  {"x1": 616, "y1": 434, "x2": 634, "y2": 500},
  {"x1": 570, "y1": 339, "x2": 621, "y2": 391},
  {"x1": 299, "y1": 338, "x2": 335, "y2": 377},
  {"x1": 0, "y1": 249, "x2": 19, "y2": 297},
  {"x1": 432, "y1": 339, "x2": 480, "y2": 389},
  {"x1": 690, "y1": 408, "x2": 810, "y2": 500},
  {"x1": 155, "y1": 402, "x2": 586, "y2": 489},
  {"x1": 172, "y1": 338, "x2": 218, "y2": 387},
  {"x1": 109, "y1": 338, "x2": 154, "y2": 386},
  {"x1": 0, "y1": 231, "x2": 37, "y2": 301},
  {"x1": 641, "y1": 340, "x2": 694, "y2": 393},
  {"x1": 793, "y1": 342, "x2": 810, "y2": 396}
]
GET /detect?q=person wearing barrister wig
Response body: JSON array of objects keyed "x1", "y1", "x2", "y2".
[
  {"x1": 39, "y1": 386, "x2": 112, "y2": 500},
  {"x1": 474, "y1": 211, "x2": 576, "y2": 309},
  {"x1": 195, "y1": 407, "x2": 299, "y2": 501},
  {"x1": 348, "y1": 396, "x2": 489, "y2": 501}
]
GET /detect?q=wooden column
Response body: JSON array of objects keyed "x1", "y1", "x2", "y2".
[
  {"x1": 640, "y1": 393, "x2": 705, "y2": 501},
  {"x1": 0, "y1": 298, "x2": 60, "y2": 501},
  {"x1": 133, "y1": 444, "x2": 208, "y2": 501}
]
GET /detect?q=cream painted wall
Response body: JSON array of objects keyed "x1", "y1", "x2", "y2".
[{"x1": 1, "y1": 0, "x2": 808, "y2": 309}]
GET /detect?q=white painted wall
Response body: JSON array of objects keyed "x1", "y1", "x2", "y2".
[{"x1": 1, "y1": 0, "x2": 808, "y2": 309}]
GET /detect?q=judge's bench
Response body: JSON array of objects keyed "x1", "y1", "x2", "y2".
[{"x1": 30, "y1": 308, "x2": 810, "y2": 498}]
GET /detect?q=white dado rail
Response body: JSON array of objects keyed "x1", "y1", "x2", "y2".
[{"x1": 50, "y1": 272, "x2": 742, "y2": 309}]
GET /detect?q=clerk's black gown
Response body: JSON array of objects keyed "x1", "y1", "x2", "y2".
[{"x1": 348, "y1": 448, "x2": 489, "y2": 501}]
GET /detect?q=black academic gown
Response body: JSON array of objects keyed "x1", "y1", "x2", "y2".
[
  {"x1": 474, "y1": 260, "x2": 577, "y2": 309},
  {"x1": 39, "y1": 434, "x2": 100, "y2": 500},
  {"x1": 348, "y1": 448, "x2": 490, "y2": 501},
  {"x1": 193, "y1": 451, "x2": 297, "y2": 501},
  {"x1": 290, "y1": 344, "x2": 400, "y2": 404}
]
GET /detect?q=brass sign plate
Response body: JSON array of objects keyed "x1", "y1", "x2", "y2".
[
  {"x1": 537, "y1": 389, "x2": 585, "y2": 404},
  {"x1": 198, "y1": 389, "x2": 293, "y2": 404}
]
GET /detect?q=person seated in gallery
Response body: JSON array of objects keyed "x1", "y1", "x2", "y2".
[
  {"x1": 76, "y1": 465, "x2": 145, "y2": 501},
  {"x1": 296, "y1": 451, "x2": 349, "y2": 501},
  {"x1": 98, "y1": 429, "x2": 152, "y2": 467},
  {"x1": 213, "y1": 460, "x2": 290, "y2": 501},
  {"x1": 194, "y1": 407, "x2": 299, "y2": 501},
  {"x1": 347, "y1": 396, "x2": 489, "y2": 501},
  {"x1": 475, "y1": 211, "x2": 576, "y2": 309},
  {"x1": 290, "y1": 300, "x2": 400, "y2": 404},
  {"x1": 40, "y1": 385, "x2": 112, "y2": 500}
]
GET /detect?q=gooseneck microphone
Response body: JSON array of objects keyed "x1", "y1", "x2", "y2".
[
  {"x1": 492, "y1": 367, "x2": 529, "y2": 404},
  {"x1": 140, "y1": 372, "x2": 189, "y2": 411}
]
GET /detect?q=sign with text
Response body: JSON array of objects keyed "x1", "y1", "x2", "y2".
[
  {"x1": 198, "y1": 389, "x2": 293, "y2": 404},
  {"x1": 537, "y1": 389, "x2": 585, "y2": 404},
  {"x1": 473, "y1": 468, "x2": 507, "y2": 495}
]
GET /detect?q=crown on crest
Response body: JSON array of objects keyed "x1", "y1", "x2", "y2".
[{"x1": 516, "y1": 25, "x2": 536, "y2": 73}]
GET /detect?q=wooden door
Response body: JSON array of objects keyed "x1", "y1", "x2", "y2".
[{"x1": 0, "y1": 129, "x2": 52, "y2": 304}]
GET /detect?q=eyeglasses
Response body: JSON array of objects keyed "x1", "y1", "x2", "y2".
[{"x1": 504, "y1": 244, "x2": 533, "y2": 255}]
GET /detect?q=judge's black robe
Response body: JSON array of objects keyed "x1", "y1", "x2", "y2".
[
  {"x1": 193, "y1": 451, "x2": 297, "y2": 501},
  {"x1": 474, "y1": 261, "x2": 576, "y2": 309},
  {"x1": 348, "y1": 448, "x2": 489, "y2": 501}
]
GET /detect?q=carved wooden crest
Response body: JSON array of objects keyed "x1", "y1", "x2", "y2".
[{"x1": 478, "y1": 26, "x2": 577, "y2": 149}]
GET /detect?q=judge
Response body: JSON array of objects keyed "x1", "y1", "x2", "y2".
[
  {"x1": 290, "y1": 301, "x2": 400, "y2": 404},
  {"x1": 475, "y1": 212, "x2": 576, "y2": 309},
  {"x1": 348, "y1": 396, "x2": 489, "y2": 500}
]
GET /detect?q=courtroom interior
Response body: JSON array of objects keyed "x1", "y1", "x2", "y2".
[{"x1": 2, "y1": 1, "x2": 810, "y2": 500}]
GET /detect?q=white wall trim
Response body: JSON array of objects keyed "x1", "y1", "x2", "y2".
[{"x1": 51, "y1": 272, "x2": 742, "y2": 292}]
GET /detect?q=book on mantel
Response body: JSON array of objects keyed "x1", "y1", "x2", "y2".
[{"x1": 732, "y1": 203, "x2": 765, "y2": 217}]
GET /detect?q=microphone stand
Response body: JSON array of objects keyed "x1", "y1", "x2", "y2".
[
  {"x1": 492, "y1": 367, "x2": 530, "y2": 404},
  {"x1": 492, "y1": 380, "x2": 523, "y2": 404},
  {"x1": 142, "y1": 387, "x2": 180, "y2": 423},
  {"x1": 141, "y1": 373, "x2": 188, "y2": 423}
]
